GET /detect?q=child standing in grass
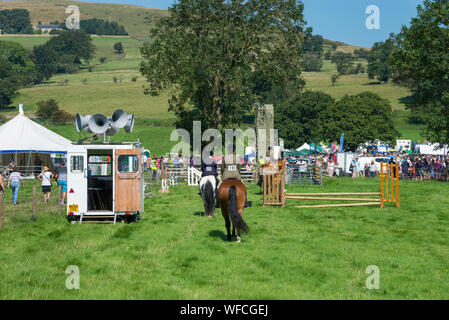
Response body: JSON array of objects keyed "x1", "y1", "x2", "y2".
[{"x1": 38, "y1": 166, "x2": 54, "y2": 203}]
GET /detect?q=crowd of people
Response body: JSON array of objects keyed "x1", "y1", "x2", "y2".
[
  {"x1": 284, "y1": 152, "x2": 449, "y2": 182},
  {"x1": 0, "y1": 160, "x2": 68, "y2": 205}
]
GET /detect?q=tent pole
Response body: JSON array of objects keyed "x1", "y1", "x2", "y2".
[{"x1": 26, "y1": 152, "x2": 32, "y2": 176}]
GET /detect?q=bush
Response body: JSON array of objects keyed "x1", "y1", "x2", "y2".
[
  {"x1": 58, "y1": 79, "x2": 69, "y2": 86},
  {"x1": 36, "y1": 99, "x2": 73, "y2": 124},
  {"x1": 331, "y1": 73, "x2": 340, "y2": 86},
  {"x1": 303, "y1": 53, "x2": 323, "y2": 72},
  {"x1": 113, "y1": 76, "x2": 118, "y2": 83},
  {"x1": 324, "y1": 51, "x2": 332, "y2": 60},
  {"x1": 88, "y1": 66, "x2": 93, "y2": 72},
  {"x1": 113, "y1": 42, "x2": 124, "y2": 54},
  {"x1": 36, "y1": 99, "x2": 59, "y2": 121},
  {"x1": 51, "y1": 109, "x2": 73, "y2": 125},
  {"x1": 82, "y1": 78, "x2": 88, "y2": 85},
  {"x1": 99, "y1": 57, "x2": 106, "y2": 63},
  {"x1": 131, "y1": 76, "x2": 138, "y2": 82}
]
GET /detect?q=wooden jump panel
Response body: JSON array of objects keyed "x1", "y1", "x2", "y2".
[
  {"x1": 286, "y1": 192, "x2": 380, "y2": 196},
  {"x1": 296, "y1": 202, "x2": 380, "y2": 208},
  {"x1": 286, "y1": 196, "x2": 381, "y2": 201}
]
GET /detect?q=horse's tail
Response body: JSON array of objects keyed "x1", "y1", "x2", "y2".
[
  {"x1": 228, "y1": 185, "x2": 249, "y2": 234},
  {"x1": 203, "y1": 180, "x2": 215, "y2": 216}
]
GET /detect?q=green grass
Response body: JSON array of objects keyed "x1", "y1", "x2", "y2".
[
  {"x1": 1, "y1": 177, "x2": 449, "y2": 299},
  {"x1": 304, "y1": 73, "x2": 412, "y2": 111},
  {"x1": 10, "y1": 82, "x2": 172, "y2": 120}
]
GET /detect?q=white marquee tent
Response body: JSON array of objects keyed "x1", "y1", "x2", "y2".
[{"x1": 0, "y1": 106, "x2": 79, "y2": 176}]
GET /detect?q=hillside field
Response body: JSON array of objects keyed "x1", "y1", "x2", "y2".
[
  {"x1": 1, "y1": 177, "x2": 449, "y2": 299},
  {"x1": 0, "y1": 0, "x2": 168, "y2": 36},
  {"x1": 0, "y1": 33, "x2": 424, "y2": 153}
]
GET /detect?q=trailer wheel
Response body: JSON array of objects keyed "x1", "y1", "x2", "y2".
[{"x1": 67, "y1": 216, "x2": 80, "y2": 224}]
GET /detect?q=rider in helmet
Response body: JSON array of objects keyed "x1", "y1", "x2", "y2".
[
  {"x1": 199, "y1": 150, "x2": 218, "y2": 195},
  {"x1": 216, "y1": 144, "x2": 251, "y2": 208}
]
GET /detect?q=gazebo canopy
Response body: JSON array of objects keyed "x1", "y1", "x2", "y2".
[{"x1": 0, "y1": 107, "x2": 77, "y2": 154}]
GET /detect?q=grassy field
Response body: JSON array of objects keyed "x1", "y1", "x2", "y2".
[{"x1": 1, "y1": 177, "x2": 449, "y2": 299}]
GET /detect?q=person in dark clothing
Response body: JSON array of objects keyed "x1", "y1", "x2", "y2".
[
  {"x1": 401, "y1": 160, "x2": 409, "y2": 180},
  {"x1": 389, "y1": 158, "x2": 397, "y2": 179},
  {"x1": 415, "y1": 159, "x2": 423, "y2": 181},
  {"x1": 201, "y1": 152, "x2": 218, "y2": 179}
]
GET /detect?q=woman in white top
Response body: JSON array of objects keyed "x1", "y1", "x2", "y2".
[
  {"x1": 369, "y1": 161, "x2": 377, "y2": 178},
  {"x1": 38, "y1": 166, "x2": 54, "y2": 202}
]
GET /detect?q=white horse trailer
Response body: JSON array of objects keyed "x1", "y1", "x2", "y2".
[{"x1": 66, "y1": 142, "x2": 144, "y2": 224}]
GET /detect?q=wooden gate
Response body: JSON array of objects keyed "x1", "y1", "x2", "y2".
[{"x1": 263, "y1": 160, "x2": 286, "y2": 207}]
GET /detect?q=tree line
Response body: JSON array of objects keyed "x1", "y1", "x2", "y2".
[
  {"x1": 275, "y1": 91, "x2": 398, "y2": 151},
  {"x1": 0, "y1": 9, "x2": 33, "y2": 34}
]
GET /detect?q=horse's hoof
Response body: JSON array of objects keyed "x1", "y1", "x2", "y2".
[{"x1": 237, "y1": 237, "x2": 241, "y2": 243}]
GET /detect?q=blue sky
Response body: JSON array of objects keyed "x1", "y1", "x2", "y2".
[{"x1": 78, "y1": 0, "x2": 424, "y2": 47}]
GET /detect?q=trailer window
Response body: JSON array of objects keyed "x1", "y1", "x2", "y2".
[
  {"x1": 118, "y1": 155, "x2": 139, "y2": 173},
  {"x1": 71, "y1": 156, "x2": 84, "y2": 173},
  {"x1": 88, "y1": 155, "x2": 112, "y2": 177}
]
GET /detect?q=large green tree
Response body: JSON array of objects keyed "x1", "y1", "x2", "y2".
[
  {"x1": 368, "y1": 39, "x2": 395, "y2": 83},
  {"x1": 0, "y1": 58, "x2": 21, "y2": 109},
  {"x1": 0, "y1": 9, "x2": 33, "y2": 34},
  {"x1": 391, "y1": 0, "x2": 449, "y2": 144},
  {"x1": 326, "y1": 92, "x2": 399, "y2": 151},
  {"x1": 0, "y1": 40, "x2": 38, "y2": 85},
  {"x1": 32, "y1": 30, "x2": 96, "y2": 79},
  {"x1": 275, "y1": 90, "x2": 334, "y2": 148},
  {"x1": 140, "y1": 0, "x2": 306, "y2": 130},
  {"x1": 331, "y1": 52, "x2": 354, "y2": 74}
]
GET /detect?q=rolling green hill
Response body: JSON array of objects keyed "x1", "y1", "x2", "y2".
[{"x1": 0, "y1": 0, "x2": 168, "y2": 36}]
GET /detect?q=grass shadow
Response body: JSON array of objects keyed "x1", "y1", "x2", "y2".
[
  {"x1": 362, "y1": 81, "x2": 382, "y2": 86},
  {"x1": 194, "y1": 211, "x2": 204, "y2": 217},
  {"x1": 209, "y1": 230, "x2": 228, "y2": 241}
]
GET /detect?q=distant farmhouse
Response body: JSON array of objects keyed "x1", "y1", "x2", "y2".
[{"x1": 33, "y1": 24, "x2": 62, "y2": 34}]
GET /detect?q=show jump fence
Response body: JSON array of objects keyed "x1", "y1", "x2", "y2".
[
  {"x1": 262, "y1": 160, "x2": 286, "y2": 207},
  {"x1": 263, "y1": 161, "x2": 399, "y2": 209}
]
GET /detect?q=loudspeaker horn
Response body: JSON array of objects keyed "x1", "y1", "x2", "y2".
[
  {"x1": 88, "y1": 114, "x2": 110, "y2": 134},
  {"x1": 76, "y1": 113, "x2": 91, "y2": 133},
  {"x1": 106, "y1": 124, "x2": 120, "y2": 137},
  {"x1": 124, "y1": 114, "x2": 135, "y2": 133},
  {"x1": 110, "y1": 109, "x2": 128, "y2": 129}
]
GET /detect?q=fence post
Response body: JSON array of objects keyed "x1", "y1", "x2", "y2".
[
  {"x1": 380, "y1": 162, "x2": 384, "y2": 208},
  {"x1": 58, "y1": 184, "x2": 62, "y2": 216},
  {"x1": 32, "y1": 184, "x2": 37, "y2": 221},
  {"x1": 396, "y1": 162, "x2": 400, "y2": 208},
  {"x1": 0, "y1": 192, "x2": 4, "y2": 230}
]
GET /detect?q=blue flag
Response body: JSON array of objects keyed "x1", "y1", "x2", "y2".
[{"x1": 340, "y1": 134, "x2": 345, "y2": 152}]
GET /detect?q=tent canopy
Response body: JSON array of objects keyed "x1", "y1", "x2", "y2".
[
  {"x1": 296, "y1": 143, "x2": 311, "y2": 152},
  {"x1": 0, "y1": 112, "x2": 78, "y2": 154},
  {"x1": 286, "y1": 149, "x2": 311, "y2": 157}
]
